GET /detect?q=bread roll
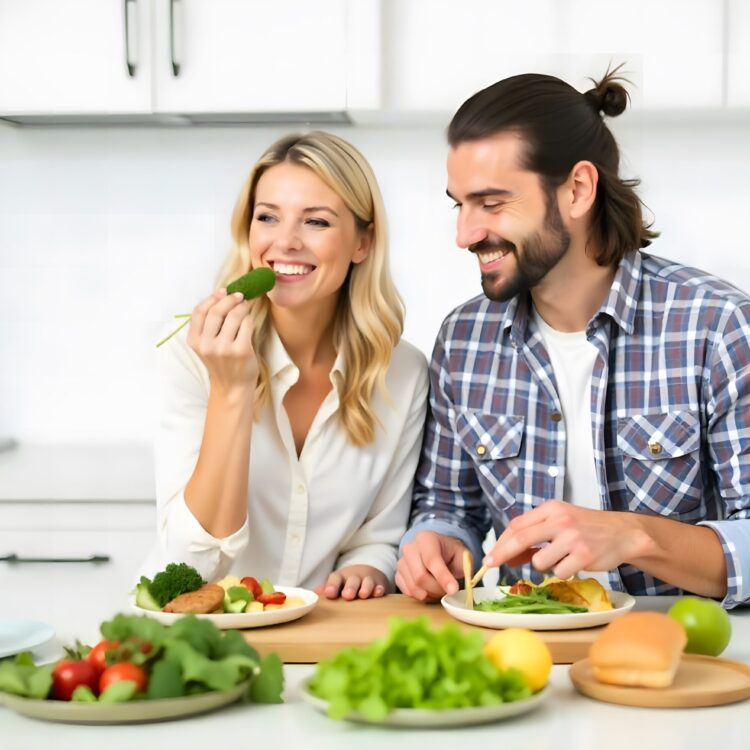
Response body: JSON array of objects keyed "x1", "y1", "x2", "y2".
[{"x1": 589, "y1": 612, "x2": 687, "y2": 688}]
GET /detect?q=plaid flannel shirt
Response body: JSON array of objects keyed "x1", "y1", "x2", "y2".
[{"x1": 403, "y1": 251, "x2": 750, "y2": 608}]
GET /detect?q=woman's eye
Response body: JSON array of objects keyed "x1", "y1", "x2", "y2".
[
  {"x1": 306, "y1": 218, "x2": 330, "y2": 228},
  {"x1": 254, "y1": 213, "x2": 276, "y2": 223}
]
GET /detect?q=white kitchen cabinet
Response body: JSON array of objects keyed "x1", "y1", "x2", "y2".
[
  {"x1": 381, "y1": 0, "x2": 724, "y2": 116},
  {"x1": 0, "y1": 0, "x2": 379, "y2": 121},
  {"x1": 0, "y1": 0, "x2": 152, "y2": 116},
  {"x1": 152, "y1": 0, "x2": 346, "y2": 115},
  {"x1": 0, "y1": 502, "x2": 156, "y2": 618},
  {"x1": 727, "y1": 0, "x2": 750, "y2": 106}
]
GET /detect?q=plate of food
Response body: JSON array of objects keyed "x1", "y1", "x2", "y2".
[
  {"x1": 0, "y1": 612, "x2": 283, "y2": 723},
  {"x1": 442, "y1": 570, "x2": 635, "y2": 630},
  {"x1": 300, "y1": 616, "x2": 550, "y2": 728},
  {"x1": 301, "y1": 678, "x2": 549, "y2": 728},
  {"x1": 130, "y1": 563, "x2": 318, "y2": 629}
]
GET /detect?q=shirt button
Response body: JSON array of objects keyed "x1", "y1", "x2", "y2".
[
  {"x1": 476, "y1": 443, "x2": 487, "y2": 456},
  {"x1": 648, "y1": 441, "x2": 663, "y2": 456},
  {"x1": 550, "y1": 411, "x2": 562, "y2": 423},
  {"x1": 548, "y1": 466, "x2": 560, "y2": 478},
  {"x1": 296, "y1": 484, "x2": 306, "y2": 495}
]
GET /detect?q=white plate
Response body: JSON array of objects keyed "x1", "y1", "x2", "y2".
[
  {"x1": 441, "y1": 588, "x2": 635, "y2": 630},
  {"x1": 300, "y1": 678, "x2": 549, "y2": 728},
  {"x1": 0, "y1": 620, "x2": 56, "y2": 658},
  {"x1": 0, "y1": 681, "x2": 247, "y2": 724},
  {"x1": 130, "y1": 586, "x2": 318, "y2": 629}
]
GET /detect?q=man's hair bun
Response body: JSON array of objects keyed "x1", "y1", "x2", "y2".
[{"x1": 584, "y1": 64, "x2": 631, "y2": 117}]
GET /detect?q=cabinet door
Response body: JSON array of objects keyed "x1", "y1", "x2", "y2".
[
  {"x1": 384, "y1": 0, "x2": 724, "y2": 114},
  {"x1": 152, "y1": 0, "x2": 348, "y2": 114},
  {"x1": 0, "y1": 0, "x2": 152, "y2": 116}
]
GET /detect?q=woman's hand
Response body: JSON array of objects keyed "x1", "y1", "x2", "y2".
[
  {"x1": 315, "y1": 565, "x2": 389, "y2": 600},
  {"x1": 187, "y1": 289, "x2": 258, "y2": 394}
]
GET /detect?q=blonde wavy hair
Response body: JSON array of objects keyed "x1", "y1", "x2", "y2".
[{"x1": 217, "y1": 131, "x2": 404, "y2": 446}]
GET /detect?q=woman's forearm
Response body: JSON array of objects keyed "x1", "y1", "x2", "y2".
[
  {"x1": 626, "y1": 513, "x2": 728, "y2": 598},
  {"x1": 184, "y1": 387, "x2": 254, "y2": 538}
]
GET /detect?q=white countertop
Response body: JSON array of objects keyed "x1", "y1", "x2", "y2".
[
  {"x1": 0, "y1": 443, "x2": 154, "y2": 501},
  {"x1": 2, "y1": 590, "x2": 749, "y2": 750}
]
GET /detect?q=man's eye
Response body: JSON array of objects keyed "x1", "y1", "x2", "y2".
[
  {"x1": 482, "y1": 202, "x2": 503, "y2": 210},
  {"x1": 451, "y1": 202, "x2": 461, "y2": 210}
]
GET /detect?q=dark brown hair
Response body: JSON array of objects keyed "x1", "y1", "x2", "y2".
[{"x1": 447, "y1": 66, "x2": 658, "y2": 266}]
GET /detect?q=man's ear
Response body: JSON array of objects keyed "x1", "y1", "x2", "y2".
[
  {"x1": 565, "y1": 160, "x2": 599, "y2": 220},
  {"x1": 352, "y1": 223, "x2": 374, "y2": 264}
]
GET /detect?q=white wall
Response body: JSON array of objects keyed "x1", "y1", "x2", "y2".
[{"x1": 1, "y1": 117, "x2": 749, "y2": 442}]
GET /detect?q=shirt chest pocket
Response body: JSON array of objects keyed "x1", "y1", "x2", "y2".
[
  {"x1": 616, "y1": 410, "x2": 703, "y2": 517},
  {"x1": 455, "y1": 411, "x2": 524, "y2": 509}
]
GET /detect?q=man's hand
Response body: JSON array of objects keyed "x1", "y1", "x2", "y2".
[
  {"x1": 395, "y1": 531, "x2": 467, "y2": 602},
  {"x1": 315, "y1": 565, "x2": 388, "y2": 600},
  {"x1": 483, "y1": 500, "x2": 644, "y2": 578}
]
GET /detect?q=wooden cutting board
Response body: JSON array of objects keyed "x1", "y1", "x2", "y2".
[{"x1": 243, "y1": 594, "x2": 601, "y2": 664}]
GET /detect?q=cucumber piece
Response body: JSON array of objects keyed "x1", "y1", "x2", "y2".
[
  {"x1": 227, "y1": 585, "x2": 251, "y2": 603},
  {"x1": 226, "y1": 599, "x2": 248, "y2": 613},
  {"x1": 135, "y1": 579, "x2": 161, "y2": 611},
  {"x1": 260, "y1": 578, "x2": 275, "y2": 594}
]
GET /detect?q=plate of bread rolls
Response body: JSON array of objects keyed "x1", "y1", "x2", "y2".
[{"x1": 570, "y1": 612, "x2": 750, "y2": 707}]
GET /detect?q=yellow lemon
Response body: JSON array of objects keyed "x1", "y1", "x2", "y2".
[{"x1": 483, "y1": 628, "x2": 552, "y2": 692}]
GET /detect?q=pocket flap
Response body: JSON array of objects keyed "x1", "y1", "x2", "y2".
[
  {"x1": 617, "y1": 411, "x2": 700, "y2": 460},
  {"x1": 455, "y1": 411, "x2": 524, "y2": 461}
]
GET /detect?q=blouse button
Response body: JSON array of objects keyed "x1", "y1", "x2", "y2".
[
  {"x1": 648, "y1": 441, "x2": 663, "y2": 456},
  {"x1": 476, "y1": 444, "x2": 487, "y2": 456},
  {"x1": 296, "y1": 484, "x2": 306, "y2": 495}
]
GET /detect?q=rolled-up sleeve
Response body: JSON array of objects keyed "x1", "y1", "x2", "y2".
[
  {"x1": 702, "y1": 302, "x2": 750, "y2": 608},
  {"x1": 400, "y1": 324, "x2": 491, "y2": 571},
  {"x1": 151, "y1": 329, "x2": 249, "y2": 581}
]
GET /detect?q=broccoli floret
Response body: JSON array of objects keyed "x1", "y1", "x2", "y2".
[{"x1": 149, "y1": 563, "x2": 205, "y2": 607}]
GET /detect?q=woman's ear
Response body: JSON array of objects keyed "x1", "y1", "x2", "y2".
[
  {"x1": 566, "y1": 160, "x2": 599, "y2": 220},
  {"x1": 352, "y1": 223, "x2": 374, "y2": 264}
]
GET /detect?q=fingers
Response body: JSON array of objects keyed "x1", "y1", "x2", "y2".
[
  {"x1": 321, "y1": 572, "x2": 344, "y2": 599},
  {"x1": 340, "y1": 575, "x2": 361, "y2": 601},
  {"x1": 483, "y1": 514, "x2": 557, "y2": 568},
  {"x1": 396, "y1": 533, "x2": 463, "y2": 601},
  {"x1": 188, "y1": 290, "x2": 248, "y2": 346}
]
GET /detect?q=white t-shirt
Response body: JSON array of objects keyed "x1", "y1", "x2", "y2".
[
  {"x1": 143, "y1": 326, "x2": 429, "y2": 589},
  {"x1": 532, "y1": 308, "x2": 610, "y2": 587}
]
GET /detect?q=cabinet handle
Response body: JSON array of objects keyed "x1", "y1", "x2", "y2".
[
  {"x1": 0, "y1": 553, "x2": 111, "y2": 564},
  {"x1": 123, "y1": 0, "x2": 138, "y2": 77},
  {"x1": 170, "y1": 0, "x2": 182, "y2": 77}
]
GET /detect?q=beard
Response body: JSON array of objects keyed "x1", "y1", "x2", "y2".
[{"x1": 475, "y1": 193, "x2": 571, "y2": 303}]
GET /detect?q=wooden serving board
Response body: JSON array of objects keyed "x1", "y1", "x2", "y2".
[
  {"x1": 243, "y1": 594, "x2": 602, "y2": 664},
  {"x1": 569, "y1": 654, "x2": 750, "y2": 708}
]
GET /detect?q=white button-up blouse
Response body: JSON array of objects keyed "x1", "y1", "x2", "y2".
[{"x1": 147, "y1": 327, "x2": 429, "y2": 589}]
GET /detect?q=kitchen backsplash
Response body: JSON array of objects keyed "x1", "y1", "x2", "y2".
[{"x1": 1, "y1": 120, "x2": 748, "y2": 442}]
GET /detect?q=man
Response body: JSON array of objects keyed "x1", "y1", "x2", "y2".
[{"x1": 397, "y1": 69, "x2": 750, "y2": 608}]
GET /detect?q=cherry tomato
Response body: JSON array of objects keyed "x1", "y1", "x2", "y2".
[
  {"x1": 241, "y1": 576, "x2": 263, "y2": 599},
  {"x1": 52, "y1": 659, "x2": 99, "y2": 701},
  {"x1": 86, "y1": 640, "x2": 120, "y2": 674},
  {"x1": 257, "y1": 591, "x2": 286, "y2": 606},
  {"x1": 99, "y1": 662, "x2": 148, "y2": 694}
]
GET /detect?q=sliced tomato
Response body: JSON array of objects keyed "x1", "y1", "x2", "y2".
[
  {"x1": 257, "y1": 591, "x2": 286, "y2": 606},
  {"x1": 99, "y1": 662, "x2": 148, "y2": 694},
  {"x1": 240, "y1": 576, "x2": 263, "y2": 599}
]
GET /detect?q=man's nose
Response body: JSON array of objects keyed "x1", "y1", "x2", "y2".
[{"x1": 455, "y1": 209, "x2": 488, "y2": 249}]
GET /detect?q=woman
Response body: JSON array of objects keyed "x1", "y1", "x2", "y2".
[{"x1": 153, "y1": 131, "x2": 428, "y2": 600}]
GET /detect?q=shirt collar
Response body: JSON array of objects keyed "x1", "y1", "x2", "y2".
[
  {"x1": 502, "y1": 249, "x2": 642, "y2": 345},
  {"x1": 264, "y1": 326, "x2": 345, "y2": 384}
]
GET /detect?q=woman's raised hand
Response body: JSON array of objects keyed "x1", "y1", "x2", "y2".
[{"x1": 187, "y1": 289, "x2": 259, "y2": 393}]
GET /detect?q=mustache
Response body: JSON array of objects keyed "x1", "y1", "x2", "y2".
[{"x1": 469, "y1": 239, "x2": 516, "y2": 254}]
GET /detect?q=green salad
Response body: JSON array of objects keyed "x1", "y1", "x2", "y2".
[
  {"x1": 308, "y1": 617, "x2": 530, "y2": 720},
  {"x1": 475, "y1": 587, "x2": 588, "y2": 614}
]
